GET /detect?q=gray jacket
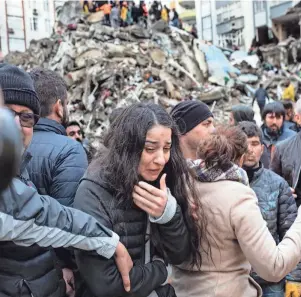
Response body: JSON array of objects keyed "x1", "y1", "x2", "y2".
[{"x1": 0, "y1": 153, "x2": 119, "y2": 296}]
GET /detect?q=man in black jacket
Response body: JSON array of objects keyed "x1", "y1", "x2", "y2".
[
  {"x1": 271, "y1": 99, "x2": 301, "y2": 208},
  {"x1": 27, "y1": 68, "x2": 88, "y2": 207},
  {"x1": 239, "y1": 121, "x2": 301, "y2": 296},
  {"x1": 0, "y1": 62, "x2": 132, "y2": 296}
]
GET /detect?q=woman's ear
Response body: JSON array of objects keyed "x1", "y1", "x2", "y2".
[{"x1": 238, "y1": 154, "x2": 245, "y2": 168}]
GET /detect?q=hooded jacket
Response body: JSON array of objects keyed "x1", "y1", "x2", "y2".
[
  {"x1": 0, "y1": 153, "x2": 119, "y2": 297},
  {"x1": 27, "y1": 118, "x2": 88, "y2": 207},
  {"x1": 173, "y1": 161, "x2": 301, "y2": 297},
  {"x1": 73, "y1": 165, "x2": 192, "y2": 297}
]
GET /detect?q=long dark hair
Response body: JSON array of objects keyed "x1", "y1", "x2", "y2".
[{"x1": 96, "y1": 103, "x2": 204, "y2": 267}]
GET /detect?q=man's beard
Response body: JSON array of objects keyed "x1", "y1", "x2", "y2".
[{"x1": 266, "y1": 125, "x2": 281, "y2": 137}]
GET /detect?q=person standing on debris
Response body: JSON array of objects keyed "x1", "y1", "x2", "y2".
[
  {"x1": 171, "y1": 8, "x2": 179, "y2": 28},
  {"x1": 161, "y1": 4, "x2": 169, "y2": 22},
  {"x1": 120, "y1": 1, "x2": 128, "y2": 27},
  {"x1": 229, "y1": 105, "x2": 255, "y2": 126},
  {"x1": 173, "y1": 125, "x2": 301, "y2": 297},
  {"x1": 252, "y1": 83, "x2": 269, "y2": 114},
  {"x1": 74, "y1": 103, "x2": 204, "y2": 297},
  {"x1": 282, "y1": 80, "x2": 295, "y2": 102},
  {"x1": 66, "y1": 121, "x2": 96, "y2": 163},
  {"x1": 261, "y1": 102, "x2": 296, "y2": 167},
  {"x1": 239, "y1": 121, "x2": 301, "y2": 297},
  {"x1": 110, "y1": 2, "x2": 120, "y2": 28},
  {"x1": 0, "y1": 63, "x2": 133, "y2": 297},
  {"x1": 100, "y1": 2, "x2": 112, "y2": 26},
  {"x1": 28, "y1": 68, "x2": 88, "y2": 207},
  {"x1": 271, "y1": 99, "x2": 301, "y2": 208},
  {"x1": 170, "y1": 101, "x2": 215, "y2": 160}
]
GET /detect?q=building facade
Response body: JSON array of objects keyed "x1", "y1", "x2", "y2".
[
  {"x1": 196, "y1": 0, "x2": 301, "y2": 50},
  {"x1": 0, "y1": 0, "x2": 58, "y2": 57}
]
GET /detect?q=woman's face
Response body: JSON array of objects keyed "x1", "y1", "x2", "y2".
[{"x1": 138, "y1": 124, "x2": 172, "y2": 182}]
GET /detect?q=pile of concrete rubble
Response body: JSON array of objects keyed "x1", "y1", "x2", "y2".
[{"x1": 3, "y1": 1, "x2": 298, "y2": 144}]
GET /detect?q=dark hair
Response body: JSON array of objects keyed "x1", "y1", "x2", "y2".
[
  {"x1": 231, "y1": 105, "x2": 255, "y2": 125},
  {"x1": 259, "y1": 83, "x2": 263, "y2": 88},
  {"x1": 238, "y1": 121, "x2": 263, "y2": 144},
  {"x1": 67, "y1": 121, "x2": 81, "y2": 129},
  {"x1": 262, "y1": 102, "x2": 285, "y2": 121},
  {"x1": 109, "y1": 107, "x2": 125, "y2": 124},
  {"x1": 92, "y1": 103, "x2": 204, "y2": 267},
  {"x1": 29, "y1": 68, "x2": 67, "y2": 118},
  {"x1": 281, "y1": 100, "x2": 293, "y2": 110},
  {"x1": 197, "y1": 126, "x2": 248, "y2": 168}
]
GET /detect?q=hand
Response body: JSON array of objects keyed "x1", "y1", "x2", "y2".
[
  {"x1": 62, "y1": 268, "x2": 75, "y2": 297},
  {"x1": 133, "y1": 174, "x2": 168, "y2": 217},
  {"x1": 115, "y1": 242, "x2": 133, "y2": 292},
  {"x1": 290, "y1": 187, "x2": 297, "y2": 199}
]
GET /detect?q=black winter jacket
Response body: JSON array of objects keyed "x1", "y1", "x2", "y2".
[
  {"x1": 0, "y1": 153, "x2": 119, "y2": 297},
  {"x1": 271, "y1": 132, "x2": 301, "y2": 192},
  {"x1": 27, "y1": 118, "x2": 88, "y2": 207},
  {"x1": 248, "y1": 166, "x2": 301, "y2": 283},
  {"x1": 74, "y1": 169, "x2": 192, "y2": 297}
]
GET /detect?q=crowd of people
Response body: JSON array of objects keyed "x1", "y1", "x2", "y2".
[
  {"x1": 2, "y1": 60, "x2": 301, "y2": 297},
  {"x1": 81, "y1": 1, "x2": 182, "y2": 30}
]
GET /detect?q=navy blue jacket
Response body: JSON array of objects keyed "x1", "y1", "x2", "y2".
[{"x1": 27, "y1": 118, "x2": 88, "y2": 207}]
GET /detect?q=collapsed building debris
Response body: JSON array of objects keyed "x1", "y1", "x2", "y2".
[{"x1": 4, "y1": 1, "x2": 299, "y2": 147}]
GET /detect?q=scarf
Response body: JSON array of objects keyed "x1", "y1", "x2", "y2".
[{"x1": 188, "y1": 159, "x2": 249, "y2": 186}]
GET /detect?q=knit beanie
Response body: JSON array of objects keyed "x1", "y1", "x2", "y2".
[
  {"x1": 170, "y1": 100, "x2": 213, "y2": 134},
  {"x1": 0, "y1": 63, "x2": 40, "y2": 115}
]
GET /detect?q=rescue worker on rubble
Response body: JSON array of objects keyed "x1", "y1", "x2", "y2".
[
  {"x1": 74, "y1": 102, "x2": 203, "y2": 297},
  {"x1": 161, "y1": 5, "x2": 169, "y2": 22},
  {"x1": 0, "y1": 63, "x2": 132, "y2": 297},
  {"x1": 173, "y1": 124, "x2": 301, "y2": 297},
  {"x1": 120, "y1": 1, "x2": 128, "y2": 27},
  {"x1": 239, "y1": 121, "x2": 301, "y2": 297},
  {"x1": 100, "y1": 2, "x2": 112, "y2": 26},
  {"x1": 282, "y1": 80, "x2": 295, "y2": 102}
]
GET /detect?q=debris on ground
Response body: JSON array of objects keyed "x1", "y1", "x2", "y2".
[{"x1": 4, "y1": 1, "x2": 300, "y2": 146}]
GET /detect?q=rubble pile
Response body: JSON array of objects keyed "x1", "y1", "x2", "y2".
[{"x1": 3, "y1": 2, "x2": 276, "y2": 144}]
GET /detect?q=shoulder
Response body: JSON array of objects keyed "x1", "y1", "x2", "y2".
[
  {"x1": 276, "y1": 133, "x2": 298, "y2": 150},
  {"x1": 196, "y1": 180, "x2": 256, "y2": 206}
]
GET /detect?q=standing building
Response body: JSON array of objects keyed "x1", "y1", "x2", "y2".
[
  {"x1": 196, "y1": 0, "x2": 301, "y2": 50},
  {"x1": 0, "y1": 0, "x2": 57, "y2": 57}
]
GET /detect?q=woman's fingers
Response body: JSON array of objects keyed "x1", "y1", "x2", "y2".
[
  {"x1": 137, "y1": 181, "x2": 164, "y2": 197},
  {"x1": 133, "y1": 185, "x2": 160, "y2": 204},
  {"x1": 132, "y1": 192, "x2": 155, "y2": 209}
]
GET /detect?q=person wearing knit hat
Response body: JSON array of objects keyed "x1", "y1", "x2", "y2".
[
  {"x1": 0, "y1": 63, "x2": 40, "y2": 150},
  {"x1": 0, "y1": 63, "x2": 133, "y2": 297},
  {"x1": 170, "y1": 100, "x2": 214, "y2": 160}
]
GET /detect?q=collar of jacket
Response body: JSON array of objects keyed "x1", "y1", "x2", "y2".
[
  {"x1": 188, "y1": 159, "x2": 249, "y2": 186},
  {"x1": 17, "y1": 151, "x2": 32, "y2": 177},
  {"x1": 34, "y1": 118, "x2": 66, "y2": 136},
  {"x1": 247, "y1": 163, "x2": 264, "y2": 185}
]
